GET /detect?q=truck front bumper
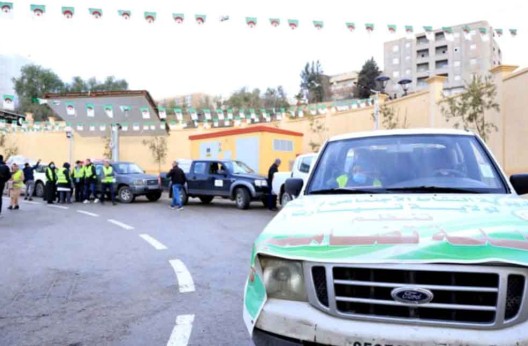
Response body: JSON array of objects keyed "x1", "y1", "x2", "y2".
[{"x1": 254, "y1": 299, "x2": 528, "y2": 346}]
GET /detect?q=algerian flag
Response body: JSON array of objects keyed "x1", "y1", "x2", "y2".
[
  {"x1": 297, "y1": 108, "x2": 304, "y2": 118},
  {"x1": 260, "y1": 109, "x2": 268, "y2": 119},
  {"x1": 140, "y1": 107, "x2": 150, "y2": 119},
  {"x1": 86, "y1": 103, "x2": 95, "y2": 117},
  {"x1": 89, "y1": 124, "x2": 95, "y2": 132},
  {"x1": 249, "y1": 108, "x2": 257, "y2": 120},
  {"x1": 99, "y1": 124, "x2": 106, "y2": 131},
  {"x1": 120, "y1": 105, "x2": 131, "y2": 114},
  {"x1": 351, "y1": 101, "x2": 359, "y2": 109},
  {"x1": 150, "y1": 123, "x2": 156, "y2": 130},
  {"x1": 144, "y1": 12, "x2": 156, "y2": 23},
  {"x1": 195, "y1": 14, "x2": 206, "y2": 24},
  {"x1": 288, "y1": 107, "x2": 296, "y2": 117},
  {"x1": 159, "y1": 122, "x2": 166, "y2": 130},
  {"x1": 121, "y1": 123, "x2": 129, "y2": 132},
  {"x1": 309, "y1": 106, "x2": 317, "y2": 115},
  {"x1": 168, "y1": 121, "x2": 178, "y2": 130},
  {"x1": 2, "y1": 94, "x2": 14, "y2": 110},
  {"x1": 173, "y1": 13, "x2": 184, "y2": 23},
  {"x1": 313, "y1": 21, "x2": 323, "y2": 30},
  {"x1": 62, "y1": 6, "x2": 74, "y2": 18},
  {"x1": 65, "y1": 101, "x2": 76, "y2": 116},
  {"x1": 30, "y1": 4, "x2": 45, "y2": 16},
  {"x1": 388, "y1": 24, "x2": 397, "y2": 34},
  {"x1": 346, "y1": 22, "x2": 355, "y2": 32},
  {"x1": 288, "y1": 19, "x2": 298, "y2": 30},
  {"x1": 442, "y1": 26, "x2": 454, "y2": 41},
  {"x1": 89, "y1": 8, "x2": 102, "y2": 19},
  {"x1": 1, "y1": 2, "x2": 13, "y2": 14},
  {"x1": 216, "y1": 109, "x2": 224, "y2": 120},
  {"x1": 132, "y1": 123, "x2": 140, "y2": 131},
  {"x1": 510, "y1": 28, "x2": 518, "y2": 37},
  {"x1": 479, "y1": 27, "x2": 489, "y2": 41},
  {"x1": 246, "y1": 17, "x2": 257, "y2": 28},
  {"x1": 227, "y1": 109, "x2": 233, "y2": 119},
  {"x1": 405, "y1": 25, "x2": 414, "y2": 39},
  {"x1": 158, "y1": 106, "x2": 166, "y2": 119},
  {"x1": 318, "y1": 104, "x2": 327, "y2": 114},
  {"x1": 189, "y1": 108, "x2": 198, "y2": 121},
  {"x1": 143, "y1": 123, "x2": 149, "y2": 131},
  {"x1": 270, "y1": 18, "x2": 280, "y2": 27},
  {"x1": 32, "y1": 97, "x2": 48, "y2": 105},
  {"x1": 76, "y1": 123, "x2": 84, "y2": 131},
  {"x1": 118, "y1": 10, "x2": 131, "y2": 20},
  {"x1": 213, "y1": 118, "x2": 219, "y2": 127},
  {"x1": 234, "y1": 117, "x2": 241, "y2": 127},
  {"x1": 365, "y1": 23, "x2": 374, "y2": 33},
  {"x1": 239, "y1": 109, "x2": 245, "y2": 119},
  {"x1": 462, "y1": 25, "x2": 473, "y2": 40},
  {"x1": 174, "y1": 108, "x2": 183, "y2": 121},
  {"x1": 224, "y1": 120, "x2": 231, "y2": 126},
  {"x1": 495, "y1": 28, "x2": 503, "y2": 37},
  {"x1": 203, "y1": 109, "x2": 212, "y2": 120},
  {"x1": 104, "y1": 105, "x2": 113, "y2": 118},
  {"x1": 423, "y1": 26, "x2": 434, "y2": 41}
]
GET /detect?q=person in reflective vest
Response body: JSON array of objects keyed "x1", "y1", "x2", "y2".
[
  {"x1": 101, "y1": 160, "x2": 116, "y2": 205},
  {"x1": 83, "y1": 158, "x2": 99, "y2": 204},
  {"x1": 45, "y1": 162, "x2": 58, "y2": 204},
  {"x1": 8, "y1": 163, "x2": 24, "y2": 210},
  {"x1": 56, "y1": 162, "x2": 72, "y2": 204},
  {"x1": 71, "y1": 160, "x2": 85, "y2": 202},
  {"x1": 336, "y1": 163, "x2": 382, "y2": 188}
]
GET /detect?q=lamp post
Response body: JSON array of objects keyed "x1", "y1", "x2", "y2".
[
  {"x1": 65, "y1": 126, "x2": 73, "y2": 165},
  {"x1": 398, "y1": 78, "x2": 412, "y2": 96},
  {"x1": 110, "y1": 123, "x2": 122, "y2": 161}
]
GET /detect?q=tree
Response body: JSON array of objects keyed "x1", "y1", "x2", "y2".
[
  {"x1": 263, "y1": 86, "x2": 290, "y2": 109},
  {"x1": 0, "y1": 132, "x2": 19, "y2": 159},
  {"x1": 102, "y1": 134, "x2": 112, "y2": 160},
  {"x1": 225, "y1": 87, "x2": 262, "y2": 109},
  {"x1": 308, "y1": 115, "x2": 328, "y2": 152},
  {"x1": 12, "y1": 64, "x2": 65, "y2": 121},
  {"x1": 355, "y1": 58, "x2": 382, "y2": 99},
  {"x1": 142, "y1": 136, "x2": 168, "y2": 174},
  {"x1": 439, "y1": 75, "x2": 499, "y2": 142},
  {"x1": 66, "y1": 75, "x2": 128, "y2": 93},
  {"x1": 299, "y1": 61, "x2": 328, "y2": 103}
]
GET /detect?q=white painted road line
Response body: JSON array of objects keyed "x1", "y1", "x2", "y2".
[
  {"x1": 139, "y1": 234, "x2": 168, "y2": 250},
  {"x1": 107, "y1": 219, "x2": 135, "y2": 230},
  {"x1": 77, "y1": 210, "x2": 99, "y2": 217},
  {"x1": 48, "y1": 205, "x2": 69, "y2": 210},
  {"x1": 23, "y1": 200, "x2": 42, "y2": 205},
  {"x1": 169, "y1": 259, "x2": 195, "y2": 293},
  {"x1": 167, "y1": 314, "x2": 194, "y2": 346}
]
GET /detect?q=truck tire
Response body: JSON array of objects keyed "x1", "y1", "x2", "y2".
[
  {"x1": 280, "y1": 192, "x2": 292, "y2": 206},
  {"x1": 235, "y1": 187, "x2": 250, "y2": 210},
  {"x1": 35, "y1": 181, "x2": 45, "y2": 198},
  {"x1": 118, "y1": 186, "x2": 135, "y2": 203},
  {"x1": 181, "y1": 189, "x2": 189, "y2": 205},
  {"x1": 199, "y1": 196, "x2": 214, "y2": 204},
  {"x1": 146, "y1": 191, "x2": 162, "y2": 202}
]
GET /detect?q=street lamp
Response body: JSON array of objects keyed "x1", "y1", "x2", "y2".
[
  {"x1": 65, "y1": 126, "x2": 73, "y2": 165},
  {"x1": 375, "y1": 75, "x2": 390, "y2": 94},
  {"x1": 398, "y1": 78, "x2": 412, "y2": 96}
]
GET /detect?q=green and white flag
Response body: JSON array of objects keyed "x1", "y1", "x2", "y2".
[
  {"x1": 249, "y1": 108, "x2": 257, "y2": 120},
  {"x1": 239, "y1": 109, "x2": 246, "y2": 119},
  {"x1": 442, "y1": 26, "x2": 454, "y2": 41},
  {"x1": 118, "y1": 10, "x2": 131, "y2": 20},
  {"x1": 270, "y1": 18, "x2": 280, "y2": 27},
  {"x1": 288, "y1": 107, "x2": 296, "y2": 117},
  {"x1": 213, "y1": 117, "x2": 219, "y2": 127},
  {"x1": 89, "y1": 8, "x2": 102, "y2": 19},
  {"x1": 313, "y1": 20, "x2": 323, "y2": 30},
  {"x1": 234, "y1": 116, "x2": 241, "y2": 127},
  {"x1": 405, "y1": 25, "x2": 414, "y2": 39},
  {"x1": 142, "y1": 123, "x2": 149, "y2": 131},
  {"x1": 351, "y1": 101, "x2": 359, "y2": 109},
  {"x1": 132, "y1": 123, "x2": 140, "y2": 131},
  {"x1": 160, "y1": 122, "x2": 166, "y2": 130},
  {"x1": 216, "y1": 109, "x2": 224, "y2": 120},
  {"x1": 495, "y1": 28, "x2": 503, "y2": 37},
  {"x1": 309, "y1": 105, "x2": 317, "y2": 115},
  {"x1": 104, "y1": 105, "x2": 113, "y2": 118},
  {"x1": 318, "y1": 104, "x2": 327, "y2": 114},
  {"x1": 195, "y1": 14, "x2": 206, "y2": 24},
  {"x1": 32, "y1": 97, "x2": 47, "y2": 105},
  {"x1": 227, "y1": 109, "x2": 234, "y2": 119},
  {"x1": 423, "y1": 26, "x2": 434, "y2": 41},
  {"x1": 1, "y1": 2, "x2": 13, "y2": 14},
  {"x1": 288, "y1": 19, "x2": 298, "y2": 30},
  {"x1": 65, "y1": 102, "x2": 76, "y2": 116},
  {"x1": 479, "y1": 27, "x2": 489, "y2": 41},
  {"x1": 260, "y1": 109, "x2": 268, "y2": 119},
  {"x1": 462, "y1": 25, "x2": 472, "y2": 40},
  {"x1": 174, "y1": 108, "x2": 183, "y2": 121},
  {"x1": 365, "y1": 23, "x2": 374, "y2": 33},
  {"x1": 62, "y1": 6, "x2": 74, "y2": 19},
  {"x1": 121, "y1": 123, "x2": 129, "y2": 131},
  {"x1": 510, "y1": 28, "x2": 518, "y2": 37},
  {"x1": 99, "y1": 124, "x2": 106, "y2": 131},
  {"x1": 189, "y1": 108, "x2": 198, "y2": 121},
  {"x1": 150, "y1": 123, "x2": 156, "y2": 131},
  {"x1": 246, "y1": 17, "x2": 257, "y2": 28},
  {"x1": 140, "y1": 107, "x2": 150, "y2": 119},
  {"x1": 158, "y1": 106, "x2": 166, "y2": 119},
  {"x1": 144, "y1": 12, "x2": 156, "y2": 23},
  {"x1": 86, "y1": 103, "x2": 95, "y2": 117},
  {"x1": 30, "y1": 4, "x2": 45, "y2": 16},
  {"x1": 89, "y1": 124, "x2": 95, "y2": 132},
  {"x1": 2, "y1": 94, "x2": 14, "y2": 110},
  {"x1": 388, "y1": 24, "x2": 397, "y2": 34},
  {"x1": 119, "y1": 105, "x2": 131, "y2": 113},
  {"x1": 297, "y1": 108, "x2": 304, "y2": 118},
  {"x1": 168, "y1": 121, "x2": 178, "y2": 130},
  {"x1": 346, "y1": 22, "x2": 355, "y2": 32},
  {"x1": 173, "y1": 13, "x2": 184, "y2": 23},
  {"x1": 203, "y1": 108, "x2": 212, "y2": 120}
]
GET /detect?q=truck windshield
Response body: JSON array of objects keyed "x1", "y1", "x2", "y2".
[
  {"x1": 306, "y1": 134, "x2": 508, "y2": 194},
  {"x1": 113, "y1": 163, "x2": 144, "y2": 174},
  {"x1": 225, "y1": 161, "x2": 255, "y2": 174}
]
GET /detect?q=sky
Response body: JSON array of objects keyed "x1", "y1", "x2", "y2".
[{"x1": 2, "y1": 0, "x2": 527, "y2": 101}]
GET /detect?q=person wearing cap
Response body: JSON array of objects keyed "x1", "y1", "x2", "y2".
[
  {"x1": 166, "y1": 160, "x2": 186, "y2": 210},
  {"x1": 71, "y1": 160, "x2": 85, "y2": 202},
  {"x1": 7, "y1": 163, "x2": 24, "y2": 210},
  {"x1": 100, "y1": 160, "x2": 116, "y2": 205},
  {"x1": 22, "y1": 159, "x2": 40, "y2": 201},
  {"x1": 267, "y1": 158, "x2": 281, "y2": 211},
  {"x1": 56, "y1": 162, "x2": 73, "y2": 204}
]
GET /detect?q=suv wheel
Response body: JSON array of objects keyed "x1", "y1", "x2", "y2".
[
  {"x1": 146, "y1": 191, "x2": 162, "y2": 202},
  {"x1": 235, "y1": 187, "x2": 250, "y2": 210},
  {"x1": 34, "y1": 181, "x2": 45, "y2": 198},
  {"x1": 280, "y1": 192, "x2": 292, "y2": 206},
  {"x1": 118, "y1": 186, "x2": 135, "y2": 203}
]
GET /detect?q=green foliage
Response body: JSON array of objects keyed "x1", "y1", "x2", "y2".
[
  {"x1": 356, "y1": 58, "x2": 382, "y2": 99},
  {"x1": 12, "y1": 64, "x2": 65, "y2": 121},
  {"x1": 102, "y1": 134, "x2": 112, "y2": 160},
  {"x1": 0, "y1": 132, "x2": 19, "y2": 159},
  {"x1": 142, "y1": 136, "x2": 168, "y2": 174},
  {"x1": 225, "y1": 87, "x2": 262, "y2": 109},
  {"x1": 299, "y1": 61, "x2": 327, "y2": 103},
  {"x1": 371, "y1": 104, "x2": 408, "y2": 130},
  {"x1": 439, "y1": 75, "x2": 499, "y2": 142},
  {"x1": 308, "y1": 114, "x2": 328, "y2": 152},
  {"x1": 66, "y1": 76, "x2": 128, "y2": 93}
]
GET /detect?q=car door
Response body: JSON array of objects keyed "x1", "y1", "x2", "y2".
[
  {"x1": 187, "y1": 161, "x2": 209, "y2": 195},
  {"x1": 210, "y1": 162, "x2": 231, "y2": 197}
]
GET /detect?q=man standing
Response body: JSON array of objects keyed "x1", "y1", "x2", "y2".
[
  {"x1": 83, "y1": 159, "x2": 98, "y2": 204},
  {"x1": 71, "y1": 160, "x2": 84, "y2": 202},
  {"x1": 100, "y1": 160, "x2": 116, "y2": 205},
  {"x1": 267, "y1": 158, "x2": 281, "y2": 211},
  {"x1": 0, "y1": 155, "x2": 12, "y2": 216},
  {"x1": 56, "y1": 162, "x2": 73, "y2": 204},
  {"x1": 23, "y1": 159, "x2": 41, "y2": 201},
  {"x1": 167, "y1": 161, "x2": 186, "y2": 210},
  {"x1": 45, "y1": 162, "x2": 58, "y2": 204}
]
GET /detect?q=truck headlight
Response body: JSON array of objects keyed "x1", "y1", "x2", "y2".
[
  {"x1": 255, "y1": 179, "x2": 268, "y2": 187},
  {"x1": 133, "y1": 179, "x2": 145, "y2": 186},
  {"x1": 260, "y1": 256, "x2": 307, "y2": 301}
]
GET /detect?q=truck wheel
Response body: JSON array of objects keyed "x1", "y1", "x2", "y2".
[
  {"x1": 199, "y1": 196, "x2": 214, "y2": 204},
  {"x1": 118, "y1": 186, "x2": 135, "y2": 203},
  {"x1": 235, "y1": 187, "x2": 250, "y2": 210},
  {"x1": 180, "y1": 189, "x2": 189, "y2": 205},
  {"x1": 35, "y1": 181, "x2": 45, "y2": 198},
  {"x1": 146, "y1": 191, "x2": 162, "y2": 202},
  {"x1": 281, "y1": 192, "x2": 292, "y2": 206}
]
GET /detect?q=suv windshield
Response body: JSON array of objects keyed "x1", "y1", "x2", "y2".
[
  {"x1": 113, "y1": 163, "x2": 144, "y2": 174},
  {"x1": 225, "y1": 161, "x2": 255, "y2": 174},
  {"x1": 306, "y1": 134, "x2": 507, "y2": 194}
]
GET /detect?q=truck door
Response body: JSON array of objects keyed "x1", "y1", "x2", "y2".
[
  {"x1": 187, "y1": 161, "x2": 209, "y2": 194},
  {"x1": 210, "y1": 162, "x2": 231, "y2": 197}
]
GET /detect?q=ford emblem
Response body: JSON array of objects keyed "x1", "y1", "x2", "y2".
[{"x1": 391, "y1": 287, "x2": 434, "y2": 305}]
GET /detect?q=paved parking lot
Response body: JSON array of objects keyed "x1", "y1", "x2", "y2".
[{"x1": 0, "y1": 195, "x2": 276, "y2": 345}]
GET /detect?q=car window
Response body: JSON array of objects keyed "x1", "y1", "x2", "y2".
[
  {"x1": 298, "y1": 156, "x2": 314, "y2": 174},
  {"x1": 95, "y1": 165, "x2": 103, "y2": 176},
  {"x1": 113, "y1": 163, "x2": 144, "y2": 174},
  {"x1": 193, "y1": 162, "x2": 207, "y2": 175}
]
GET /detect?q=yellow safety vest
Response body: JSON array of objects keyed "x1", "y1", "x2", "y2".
[
  {"x1": 72, "y1": 166, "x2": 84, "y2": 179},
  {"x1": 12, "y1": 170, "x2": 24, "y2": 188},
  {"x1": 102, "y1": 166, "x2": 115, "y2": 183},
  {"x1": 336, "y1": 174, "x2": 348, "y2": 188},
  {"x1": 57, "y1": 168, "x2": 68, "y2": 184},
  {"x1": 83, "y1": 165, "x2": 94, "y2": 179}
]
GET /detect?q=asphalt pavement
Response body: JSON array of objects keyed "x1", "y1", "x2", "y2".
[{"x1": 0, "y1": 194, "x2": 275, "y2": 346}]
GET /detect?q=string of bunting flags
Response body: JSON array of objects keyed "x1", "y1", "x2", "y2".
[
  {"x1": 0, "y1": 3, "x2": 518, "y2": 37},
  {"x1": 0, "y1": 98, "x2": 376, "y2": 134}
]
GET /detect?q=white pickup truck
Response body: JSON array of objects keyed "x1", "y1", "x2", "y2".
[
  {"x1": 272, "y1": 153, "x2": 316, "y2": 206},
  {"x1": 244, "y1": 128, "x2": 528, "y2": 346}
]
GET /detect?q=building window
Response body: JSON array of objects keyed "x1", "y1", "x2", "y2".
[
  {"x1": 273, "y1": 139, "x2": 293, "y2": 152},
  {"x1": 454, "y1": 75, "x2": 461, "y2": 81},
  {"x1": 405, "y1": 42, "x2": 411, "y2": 48},
  {"x1": 470, "y1": 44, "x2": 477, "y2": 50},
  {"x1": 392, "y1": 45, "x2": 399, "y2": 52},
  {"x1": 392, "y1": 58, "x2": 400, "y2": 65},
  {"x1": 470, "y1": 58, "x2": 478, "y2": 65},
  {"x1": 392, "y1": 71, "x2": 400, "y2": 78},
  {"x1": 405, "y1": 69, "x2": 411, "y2": 75},
  {"x1": 454, "y1": 61, "x2": 461, "y2": 67}
]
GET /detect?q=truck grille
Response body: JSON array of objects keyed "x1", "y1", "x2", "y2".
[
  {"x1": 147, "y1": 179, "x2": 159, "y2": 186},
  {"x1": 306, "y1": 263, "x2": 528, "y2": 329}
]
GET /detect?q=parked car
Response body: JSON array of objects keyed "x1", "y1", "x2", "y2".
[
  {"x1": 244, "y1": 128, "x2": 528, "y2": 345},
  {"x1": 184, "y1": 159, "x2": 269, "y2": 209},
  {"x1": 92, "y1": 161, "x2": 162, "y2": 203},
  {"x1": 271, "y1": 153, "x2": 317, "y2": 206}
]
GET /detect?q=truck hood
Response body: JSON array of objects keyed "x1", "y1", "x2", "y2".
[
  {"x1": 254, "y1": 194, "x2": 528, "y2": 266},
  {"x1": 233, "y1": 173, "x2": 267, "y2": 180},
  {"x1": 120, "y1": 173, "x2": 158, "y2": 180}
]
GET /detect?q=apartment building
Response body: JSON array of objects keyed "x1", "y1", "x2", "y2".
[{"x1": 383, "y1": 21, "x2": 501, "y2": 96}]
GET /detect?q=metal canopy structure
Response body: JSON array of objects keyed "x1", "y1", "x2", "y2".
[
  {"x1": 44, "y1": 90, "x2": 168, "y2": 137},
  {"x1": 0, "y1": 109, "x2": 25, "y2": 126}
]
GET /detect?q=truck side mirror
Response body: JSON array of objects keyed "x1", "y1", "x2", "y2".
[
  {"x1": 285, "y1": 178, "x2": 304, "y2": 198},
  {"x1": 510, "y1": 174, "x2": 528, "y2": 195}
]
